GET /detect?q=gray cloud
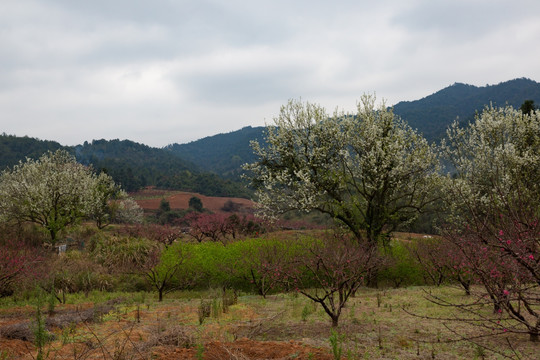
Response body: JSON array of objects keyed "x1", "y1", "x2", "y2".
[{"x1": 1, "y1": 0, "x2": 539, "y2": 147}]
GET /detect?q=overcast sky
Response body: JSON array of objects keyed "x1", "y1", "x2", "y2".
[{"x1": 1, "y1": 0, "x2": 539, "y2": 147}]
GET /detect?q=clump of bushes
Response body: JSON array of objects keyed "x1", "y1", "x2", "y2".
[
  {"x1": 88, "y1": 233, "x2": 160, "y2": 272},
  {"x1": 377, "y1": 240, "x2": 424, "y2": 288}
]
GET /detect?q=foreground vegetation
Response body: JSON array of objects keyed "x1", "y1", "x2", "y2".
[
  {"x1": 0, "y1": 225, "x2": 538, "y2": 359},
  {"x1": 1, "y1": 285, "x2": 538, "y2": 359},
  {"x1": 1, "y1": 99, "x2": 539, "y2": 359}
]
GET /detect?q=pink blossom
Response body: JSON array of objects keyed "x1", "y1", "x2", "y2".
[
  {"x1": 528, "y1": 254, "x2": 534, "y2": 260},
  {"x1": 499, "y1": 230, "x2": 504, "y2": 236}
]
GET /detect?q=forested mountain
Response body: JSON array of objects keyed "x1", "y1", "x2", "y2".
[
  {"x1": 166, "y1": 78, "x2": 540, "y2": 179},
  {"x1": 0, "y1": 133, "x2": 64, "y2": 170},
  {"x1": 74, "y1": 139, "x2": 252, "y2": 197},
  {"x1": 2, "y1": 78, "x2": 539, "y2": 196},
  {"x1": 0, "y1": 135, "x2": 251, "y2": 198},
  {"x1": 165, "y1": 126, "x2": 266, "y2": 179},
  {"x1": 393, "y1": 78, "x2": 540, "y2": 141}
]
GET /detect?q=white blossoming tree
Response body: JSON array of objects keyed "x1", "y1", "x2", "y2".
[
  {"x1": 88, "y1": 171, "x2": 122, "y2": 229},
  {"x1": 440, "y1": 105, "x2": 540, "y2": 342},
  {"x1": 0, "y1": 150, "x2": 122, "y2": 243},
  {"x1": 245, "y1": 95, "x2": 441, "y2": 245},
  {"x1": 114, "y1": 196, "x2": 144, "y2": 225}
]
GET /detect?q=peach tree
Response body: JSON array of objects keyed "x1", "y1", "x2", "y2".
[{"x1": 441, "y1": 105, "x2": 540, "y2": 342}]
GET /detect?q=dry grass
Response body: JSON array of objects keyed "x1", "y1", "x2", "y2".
[{"x1": 0, "y1": 286, "x2": 538, "y2": 359}]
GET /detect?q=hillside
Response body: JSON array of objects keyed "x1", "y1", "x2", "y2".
[
  {"x1": 0, "y1": 133, "x2": 65, "y2": 171},
  {"x1": 132, "y1": 188, "x2": 254, "y2": 213},
  {"x1": 166, "y1": 78, "x2": 540, "y2": 179},
  {"x1": 393, "y1": 77, "x2": 540, "y2": 141},
  {"x1": 0, "y1": 136, "x2": 252, "y2": 198},
  {"x1": 74, "y1": 139, "x2": 252, "y2": 197},
  {"x1": 2, "y1": 78, "x2": 539, "y2": 193},
  {"x1": 164, "y1": 126, "x2": 266, "y2": 179}
]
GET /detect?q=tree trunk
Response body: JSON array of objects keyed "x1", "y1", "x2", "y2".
[
  {"x1": 367, "y1": 268, "x2": 379, "y2": 288},
  {"x1": 49, "y1": 228, "x2": 57, "y2": 245},
  {"x1": 530, "y1": 321, "x2": 540, "y2": 342}
]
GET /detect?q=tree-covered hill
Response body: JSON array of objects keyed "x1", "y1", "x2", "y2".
[
  {"x1": 165, "y1": 78, "x2": 540, "y2": 178},
  {"x1": 393, "y1": 78, "x2": 540, "y2": 141},
  {"x1": 2, "y1": 78, "x2": 539, "y2": 194},
  {"x1": 0, "y1": 133, "x2": 65, "y2": 171},
  {"x1": 0, "y1": 135, "x2": 251, "y2": 198},
  {"x1": 74, "y1": 139, "x2": 252, "y2": 197},
  {"x1": 164, "y1": 126, "x2": 266, "y2": 180}
]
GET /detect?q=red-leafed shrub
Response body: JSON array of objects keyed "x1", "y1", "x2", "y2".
[{"x1": 0, "y1": 240, "x2": 42, "y2": 297}]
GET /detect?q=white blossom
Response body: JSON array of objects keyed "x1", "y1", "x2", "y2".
[
  {"x1": 244, "y1": 95, "x2": 441, "y2": 243},
  {"x1": 0, "y1": 150, "x2": 134, "y2": 243}
]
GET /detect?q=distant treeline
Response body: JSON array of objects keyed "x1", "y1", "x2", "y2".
[
  {"x1": 0, "y1": 135, "x2": 252, "y2": 198},
  {"x1": 2, "y1": 78, "x2": 539, "y2": 199}
]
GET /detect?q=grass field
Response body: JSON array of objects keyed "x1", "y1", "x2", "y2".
[{"x1": 1, "y1": 285, "x2": 538, "y2": 359}]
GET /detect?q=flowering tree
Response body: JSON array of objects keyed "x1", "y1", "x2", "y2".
[
  {"x1": 441, "y1": 105, "x2": 540, "y2": 342},
  {"x1": 263, "y1": 232, "x2": 381, "y2": 327},
  {"x1": 118, "y1": 223, "x2": 181, "y2": 245},
  {"x1": 186, "y1": 212, "x2": 266, "y2": 243},
  {"x1": 0, "y1": 240, "x2": 41, "y2": 297},
  {"x1": 113, "y1": 196, "x2": 144, "y2": 225},
  {"x1": 88, "y1": 172, "x2": 123, "y2": 229},
  {"x1": 408, "y1": 237, "x2": 472, "y2": 294},
  {"x1": 186, "y1": 213, "x2": 228, "y2": 242},
  {"x1": 0, "y1": 150, "x2": 124, "y2": 243},
  {"x1": 0, "y1": 150, "x2": 95, "y2": 243},
  {"x1": 245, "y1": 95, "x2": 441, "y2": 245},
  {"x1": 141, "y1": 243, "x2": 193, "y2": 302}
]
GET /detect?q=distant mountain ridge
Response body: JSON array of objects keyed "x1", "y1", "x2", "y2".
[
  {"x1": 73, "y1": 139, "x2": 252, "y2": 198},
  {"x1": 0, "y1": 134, "x2": 65, "y2": 170},
  {"x1": 169, "y1": 78, "x2": 540, "y2": 179},
  {"x1": 2, "y1": 78, "x2": 539, "y2": 196},
  {"x1": 165, "y1": 126, "x2": 266, "y2": 179},
  {"x1": 392, "y1": 78, "x2": 540, "y2": 140},
  {"x1": 0, "y1": 136, "x2": 251, "y2": 198}
]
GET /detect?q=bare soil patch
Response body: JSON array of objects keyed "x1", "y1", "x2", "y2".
[
  {"x1": 133, "y1": 188, "x2": 254, "y2": 213},
  {"x1": 1, "y1": 287, "x2": 538, "y2": 359}
]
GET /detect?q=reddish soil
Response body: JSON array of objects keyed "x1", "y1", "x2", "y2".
[
  {"x1": 133, "y1": 188, "x2": 254, "y2": 213},
  {"x1": 152, "y1": 338, "x2": 333, "y2": 360}
]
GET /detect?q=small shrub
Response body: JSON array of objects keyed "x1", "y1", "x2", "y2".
[
  {"x1": 34, "y1": 291, "x2": 54, "y2": 360},
  {"x1": 114, "y1": 274, "x2": 152, "y2": 292},
  {"x1": 329, "y1": 329, "x2": 343, "y2": 360},
  {"x1": 189, "y1": 197, "x2": 204, "y2": 212},
  {"x1": 211, "y1": 297, "x2": 220, "y2": 319},
  {"x1": 377, "y1": 240, "x2": 423, "y2": 288},
  {"x1": 196, "y1": 343, "x2": 205, "y2": 360},
  {"x1": 221, "y1": 200, "x2": 241, "y2": 212},
  {"x1": 222, "y1": 289, "x2": 237, "y2": 313},
  {"x1": 198, "y1": 299, "x2": 211, "y2": 325},
  {"x1": 301, "y1": 305, "x2": 311, "y2": 322},
  {"x1": 143, "y1": 325, "x2": 196, "y2": 349},
  {"x1": 89, "y1": 233, "x2": 159, "y2": 273},
  {"x1": 40, "y1": 250, "x2": 114, "y2": 297}
]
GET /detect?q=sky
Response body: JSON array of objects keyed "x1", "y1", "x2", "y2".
[{"x1": 1, "y1": 0, "x2": 539, "y2": 147}]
